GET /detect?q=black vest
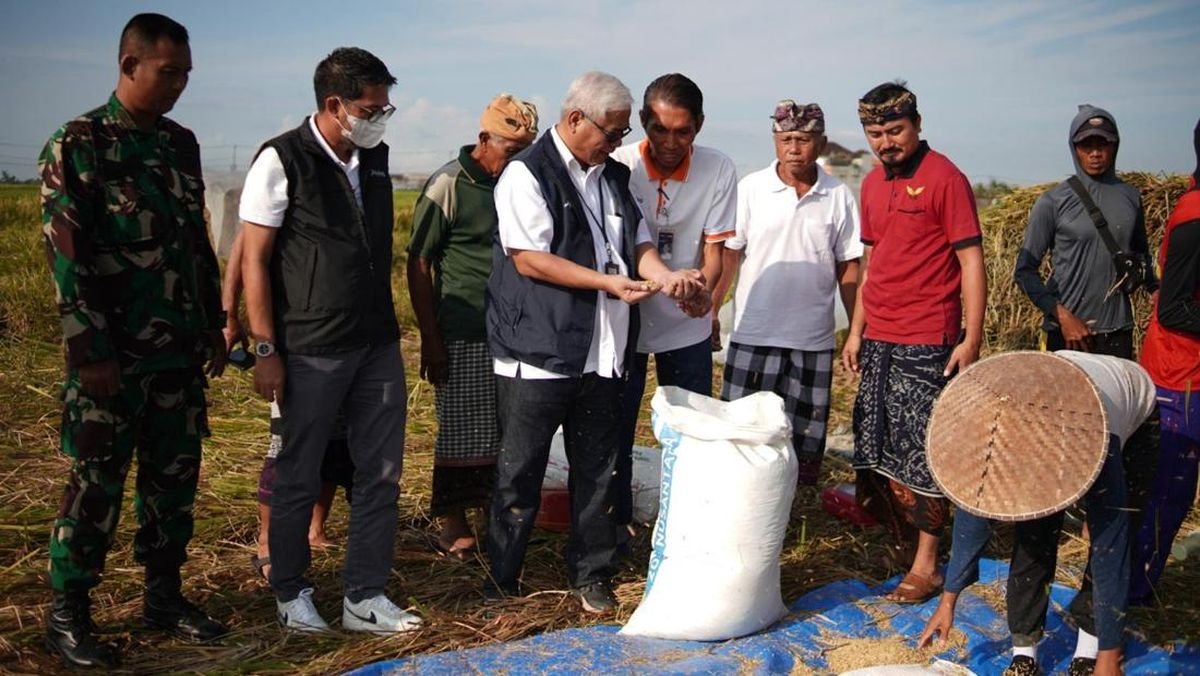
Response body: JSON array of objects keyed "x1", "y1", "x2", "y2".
[
  {"x1": 485, "y1": 130, "x2": 642, "y2": 376},
  {"x1": 264, "y1": 120, "x2": 399, "y2": 354}
]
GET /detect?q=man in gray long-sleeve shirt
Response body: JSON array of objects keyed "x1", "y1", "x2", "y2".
[
  {"x1": 1011, "y1": 105, "x2": 1156, "y2": 674},
  {"x1": 1013, "y1": 104, "x2": 1152, "y2": 358}
]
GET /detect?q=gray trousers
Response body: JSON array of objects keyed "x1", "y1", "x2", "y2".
[{"x1": 268, "y1": 342, "x2": 406, "y2": 603}]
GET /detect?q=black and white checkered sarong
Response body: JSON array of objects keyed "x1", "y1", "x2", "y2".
[
  {"x1": 434, "y1": 340, "x2": 500, "y2": 466},
  {"x1": 720, "y1": 342, "x2": 833, "y2": 466}
]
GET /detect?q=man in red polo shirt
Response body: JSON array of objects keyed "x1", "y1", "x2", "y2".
[{"x1": 842, "y1": 81, "x2": 987, "y2": 604}]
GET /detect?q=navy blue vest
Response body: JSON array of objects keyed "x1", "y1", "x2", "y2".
[
  {"x1": 263, "y1": 120, "x2": 399, "y2": 355},
  {"x1": 485, "y1": 130, "x2": 642, "y2": 376}
]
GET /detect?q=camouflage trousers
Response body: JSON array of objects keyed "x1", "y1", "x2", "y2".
[{"x1": 49, "y1": 367, "x2": 209, "y2": 592}]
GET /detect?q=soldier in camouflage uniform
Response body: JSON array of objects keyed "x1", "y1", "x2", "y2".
[{"x1": 39, "y1": 13, "x2": 228, "y2": 668}]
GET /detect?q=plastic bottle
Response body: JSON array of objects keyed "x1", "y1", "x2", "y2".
[{"x1": 1170, "y1": 530, "x2": 1200, "y2": 561}]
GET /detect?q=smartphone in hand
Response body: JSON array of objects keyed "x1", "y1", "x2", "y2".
[{"x1": 228, "y1": 347, "x2": 256, "y2": 370}]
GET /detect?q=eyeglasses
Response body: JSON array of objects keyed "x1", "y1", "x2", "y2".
[
  {"x1": 584, "y1": 115, "x2": 632, "y2": 145},
  {"x1": 340, "y1": 98, "x2": 396, "y2": 124}
]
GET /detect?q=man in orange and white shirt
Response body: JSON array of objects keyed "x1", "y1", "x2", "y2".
[{"x1": 612, "y1": 73, "x2": 736, "y2": 528}]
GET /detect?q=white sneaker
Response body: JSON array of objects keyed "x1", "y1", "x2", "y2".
[
  {"x1": 342, "y1": 594, "x2": 423, "y2": 633},
  {"x1": 276, "y1": 588, "x2": 330, "y2": 633}
]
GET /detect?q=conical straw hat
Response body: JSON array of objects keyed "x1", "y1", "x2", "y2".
[{"x1": 926, "y1": 351, "x2": 1109, "y2": 521}]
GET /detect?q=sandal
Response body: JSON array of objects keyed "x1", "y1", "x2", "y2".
[
  {"x1": 251, "y1": 555, "x2": 271, "y2": 582},
  {"x1": 886, "y1": 571, "x2": 942, "y2": 604},
  {"x1": 431, "y1": 537, "x2": 477, "y2": 562}
]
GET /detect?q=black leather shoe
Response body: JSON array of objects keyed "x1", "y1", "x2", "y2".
[
  {"x1": 45, "y1": 591, "x2": 118, "y2": 669},
  {"x1": 481, "y1": 579, "x2": 521, "y2": 601},
  {"x1": 143, "y1": 569, "x2": 228, "y2": 642},
  {"x1": 574, "y1": 580, "x2": 617, "y2": 614}
]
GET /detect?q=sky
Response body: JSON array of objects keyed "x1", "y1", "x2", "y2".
[{"x1": 1, "y1": 0, "x2": 1198, "y2": 186}]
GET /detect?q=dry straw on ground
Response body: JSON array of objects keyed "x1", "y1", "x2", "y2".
[{"x1": 0, "y1": 174, "x2": 1197, "y2": 674}]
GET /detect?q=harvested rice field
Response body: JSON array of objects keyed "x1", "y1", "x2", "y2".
[{"x1": 0, "y1": 178, "x2": 1196, "y2": 673}]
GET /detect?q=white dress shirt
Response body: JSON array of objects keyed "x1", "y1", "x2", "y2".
[{"x1": 493, "y1": 125, "x2": 652, "y2": 379}]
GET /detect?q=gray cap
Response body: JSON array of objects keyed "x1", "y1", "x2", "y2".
[{"x1": 1072, "y1": 115, "x2": 1118, "y2": 144}]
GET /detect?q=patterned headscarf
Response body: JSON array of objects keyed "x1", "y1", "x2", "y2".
[
  {"x1": 771, "y1": 100, "x2": 825, "y2": 134},
  {"x1": 857, "y1": 90, "x2": 918, "y2": 126},
  {"x1": 481, "y1": 93, "x2": 539, "y2": 143}
]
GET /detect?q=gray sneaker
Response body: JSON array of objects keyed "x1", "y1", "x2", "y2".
[
  {"x1": 342, "y1": 594, "x2": 423, "y2": 633},
  {"x1": 276, "y1": 588, "x2": 330, "y2": 633}
]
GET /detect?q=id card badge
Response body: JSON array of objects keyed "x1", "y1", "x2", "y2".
[
  {"x1": 604, "y1": 261, "x2": 620, "y2": 299},
  {"x1": 656, "y1": 229, "x2": 675, "y2": 261}
]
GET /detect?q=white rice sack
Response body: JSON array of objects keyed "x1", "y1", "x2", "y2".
[
  {"x1": 620, "y1": 386, "x2": 797, "y2": 641},
  {"x1": 543, "y1": 428, "x2": 570, "y2": 489},
  {"x1": 629, "y1": 444, "x2": 662, "y2": 525}
]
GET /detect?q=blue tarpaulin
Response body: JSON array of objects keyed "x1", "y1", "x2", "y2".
[{"x1": 349, "y1": 559, "x2": 1198, "y2": 675}]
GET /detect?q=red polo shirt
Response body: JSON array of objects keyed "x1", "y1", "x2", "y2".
[{"x1": 860, "y1": 142, "x2": 981, "y2": 345}]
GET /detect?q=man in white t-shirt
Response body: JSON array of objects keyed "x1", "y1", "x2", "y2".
[
  {"x1": 238, "y1": 47, "x2": 420, "y2": 635},
  {"x1": 485, "y1": 71, "x2": 707, "y2": 614},
  {"x1": 610, "y1": 73, "x2": 737, "y2": 528},
  {"x1": 712, "y1": 101, "x2": 862, "y2": 486}
]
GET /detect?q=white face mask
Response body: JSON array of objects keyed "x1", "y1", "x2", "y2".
[
  {"x1": 338, "y1": 112, "x2": 388, "y2": 149},
  {"x1": 336, "y1": 98, "x2": 391, "y2": 148}
]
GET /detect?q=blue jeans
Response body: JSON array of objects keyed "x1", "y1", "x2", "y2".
[
  {"x1": 944, "y1": 434, "x2": 1129, "y2": 650},
  {"x1": 488, "y1": 373, "x2": 623, "y2": 590},
  {"x1": 615, "y1": 339, "x2": 712, "y2": 524}
]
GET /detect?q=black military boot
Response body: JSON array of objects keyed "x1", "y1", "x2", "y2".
[
  {"x1": 143, "y1": 568, "x2": 228, "y2": 642},
  {"x1": 45, "y1": 590, "x2": 118, "y2": 668}
]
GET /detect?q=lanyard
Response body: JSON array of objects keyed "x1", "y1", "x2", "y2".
[
  {"x1": 578, "y1": 177, "x2": 615, "y2": 263},
  {"x1": 655, "y1": 182, "x2": 671, "y2": 226}
]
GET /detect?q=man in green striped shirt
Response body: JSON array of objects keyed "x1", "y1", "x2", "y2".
[{"x1": 407, "y1": 94, "x2": 538, "y2": 559}]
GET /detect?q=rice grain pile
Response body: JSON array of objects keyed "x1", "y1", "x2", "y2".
[{"x1": 821, "y1": 627, "x2": 967, "y2": 673}]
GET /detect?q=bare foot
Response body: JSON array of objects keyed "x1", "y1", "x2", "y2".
[
  {"x1": 308, "y1": 530, "x2": 336, "y2": 549},
  {"x1": 1094, "y1": 648, "x2": 1122, "y2": 676},
  {"x1": 253, "y1": 543, "x2": 271, "y2": 581},
  {"x1": 438, "y1": 532, "x2": 477, "y2": 555},
  {"x1": 437, "y1": 510, "x2": 477, "y2": 560}
]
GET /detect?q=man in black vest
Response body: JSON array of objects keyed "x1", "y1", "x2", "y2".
[
  {"x1": 485, "y1": 71, "x2": 709, "y2": 613},
  {"x1": 240, "y1": 47, "x2": 419, "y2": 634}
]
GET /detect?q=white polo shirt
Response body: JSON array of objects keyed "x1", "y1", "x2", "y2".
[
  {"x1": 492, "y1": 125, "x2": 652, "y2": 380},
  {"x1": 728, "y1": 161, "x2": 863, "y2": 351},
  {"x1": 239, "y1": 115, "x2": 361, "y2": 227},
  {"x1": 612, "y1": 141, "x2": 737, "y2": 354}
]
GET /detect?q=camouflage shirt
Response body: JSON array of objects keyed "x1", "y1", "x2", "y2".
[{"x1": 39, "y1": 94, "x2": 224, "y2": 373}]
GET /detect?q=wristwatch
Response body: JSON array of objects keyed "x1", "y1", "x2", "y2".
[{"x1": 254, "y1": 339, "x2": 277, "y2": 358}]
